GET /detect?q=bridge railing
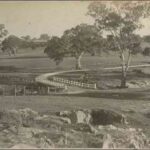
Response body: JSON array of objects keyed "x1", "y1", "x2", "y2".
[
  {"x1": 53, "y1": 76, "x2": 97, "y2": 89},
  {"x1": 36, "y1": 76, "x2": 67, "y2": 89}
]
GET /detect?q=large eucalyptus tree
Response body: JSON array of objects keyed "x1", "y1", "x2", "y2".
[{"x1": 88, "y1": 1, "x2": 150, "y2": 88}]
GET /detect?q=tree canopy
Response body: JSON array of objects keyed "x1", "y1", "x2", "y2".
[
  {"x1": 0, "y1": 24, "x2": 8, "y2": 38},
  {"x1": 62, "y1": 24, "x2": 106, "y2": 69},
  {"x1": 39, "y1": 34, "x2": 50, "y2": 41},
  {"x1": 1, "y1": 35, "x2": 22, "y2": 55},
  {"x1": 2, "y1": 35, "x2": 22, "y2": 48},
  {"x1": 44, "y1": 36, "x2": 66, "y2": 65},
  {"x1": 87, "y1": 1, "x2": 150, "y2": 87},
  {"x1": 21, "y1": 35, "x2": 31, "y2": 41},
  {"x1": 45, "y1": 24, "x2": 105, "y2": 69}
]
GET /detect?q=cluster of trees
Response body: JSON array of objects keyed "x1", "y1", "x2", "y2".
[
  {"x1": 44, "y1": 24, "x2": 106, "y2": 69},
  {"x1": 45, "y1": 1, "x2": 150, "y2": 88},
  {"x1": 0, "y1": 33, "x2": 50, "y2": 56},
  {"x1": 21, "y1": 34, "x2": 50, "y2": 41}
]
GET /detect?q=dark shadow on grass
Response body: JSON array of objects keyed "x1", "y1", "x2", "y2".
[
  {"x1": 0, "y1": 56, "x2": 47, "y2": 59},
  {"x1": 0, "y1": 66, "x2": 21, "y2": 72},
  {"x1": 60, "y1": 90, "x2": 148, "y2": 101},
  {"x1": 141, "y1": 61, "x2": 150, "y2": 64}
]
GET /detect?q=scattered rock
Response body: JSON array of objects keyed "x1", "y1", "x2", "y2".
[
  {"x1": 127, "y1": 80, "x2": 150, "y2": 88},
  {"x1": 11, "y1": 143, "x2": 37, "y2": 149},
  {"x1": 102, "y1": 134, "x2": 115, "y2": 148},
  {"x1": 59, "y1": 110, "x2": 72, "y2": 117},
  {"x1": 58, "y1": 109, "x2": 127, "y2": 126},
  {"x1": 76, "y1": 110, "x2": 87, "y2": 124},
  {"x1": 73, "y1": 124, "x2": 92, "y2": 133},
  {"x1": 98, "y1": 124, "x2": 117, "y2": 131},
  {"x1": 37, "y1": 136, "x2": 54, "y2": 148},
  {"x1": 128, "y1": 133, "x2": 146, "y2": 149},
  {"x1": 89, "y1": 124, "x2": 99, "y2": 134},
  {"x1": 60, "y1": 117, "x2": 71, "y2": 124},
  {"x1": 123, "y1": 109, "x2": 135, "y2": 114},
  {"x1": 107, "y1": 125, "x2": 118, "y2": 130},
  {"x1": 57, "y1": 109, "x2": 91, "y2": 124},
  {"x1": 0, "y1": 109, "x2": 22, "y2": 134},
  {"x1": 0, "y1": 108, "x2": 149, "y2": 149},
  {"x1": 87, "y1": 136, "x2": 103, "y2": 148},
  {"x1": 19, "y1": 108, "x2": 38, "y2": 127},
  {"x1": 128, "y1": 128, "x2": 136, "y2": 132}
]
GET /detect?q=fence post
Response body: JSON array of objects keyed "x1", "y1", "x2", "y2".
[
  {"x1": 81, "y1": 83, "x2": 84, "y2": 87},
  {"x1": 14, "y1": 85, "x2": 17, "y2": 97},
  {"x1": 32, "y1": 86, "x2": 34, "y2": 95},
  {"x1": 23, "y1": 86, "x2": 26, "y2": 95},
  {"x1": 94, "y1": 83, "x2": 97, "y2": 89},
  {"x1": 47, "y1": 86, "x2": 50, "y2": 95},
  {"x1": 38, "y1": 86, "x2": 41, "y2": 95},
  {"x1": 2, "y1": 88, "x2": 4, "y2": 96},
  {"x1": 64, "y1": 85, "x2": 68, "y2": 91}
]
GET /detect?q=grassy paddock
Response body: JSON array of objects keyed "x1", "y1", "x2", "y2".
[
  {"x1": 0, "y1": 53, "x2": 149, "y2": 73},
  {"x1": 0, "y1": 95, "x2": 148, "y2": 113}
]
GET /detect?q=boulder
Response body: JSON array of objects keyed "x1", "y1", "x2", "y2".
[
  {"x1": 60, "y1": 117, "x2": 71, "y2": 124},
  {"x1": 0, "y1": 109, "x2": 22, "y2": 134},
  {"x1": 76, "y1": 110, "x2": 87, "y2": 124},
  {"x1": 57, "y1": 109, "x2": 127, "y2": 126},
  {"x1": 90, "y1": 109, "x2": 127, "y2": 125},
  {"x1": 19, "y1": 108, "x2": 38, "y2": 127},
  {"x1": 57, "y1": 110, "x2": 89, "y2": 124},
  {"x1": 0, "y1": 108, "x2": 39, "y2": 131},
  {"x1": 37, "y1": 136, "x2": 54, "y2": 148},
  {"x1": 75, "y1": 110, "x2": 91, "y2": 124},
  {"x1": 59, "y1": 110, "x2": 72, "y2": 117}
]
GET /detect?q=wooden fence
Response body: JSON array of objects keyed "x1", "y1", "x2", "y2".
[
  {"x1": 0, "y1": 84, "x2": 66, "y2": 96},
  {"x1": 0, "y1": 74, "x2": 35, "y2": 85},
  {"x1": 53, "y1": 76, "x2": 97, "y2": 89},
  {"x1": 36, "y1": 76, "x2": 67, "y2": 89}
]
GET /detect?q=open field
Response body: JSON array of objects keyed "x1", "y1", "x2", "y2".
[
  {"x1": 0, "y1": 50, "x2": 150, "y2": 73},
  {"x1": 0, "y1": 50, "x2": 150, "y2": 148}
]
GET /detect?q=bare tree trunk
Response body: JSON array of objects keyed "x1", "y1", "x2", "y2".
[
  {"x1": 120, "y1": 67, "x2": 127, "y2": 88},
  {"x1": 120, "y1": 50, "x2": 131, "y2": 88},
  {"x1": 110, "y1": 31, "x2": 128, "y2": 88},
  {"x1": 109, "y1": 31, "x2": 132, "y2": 88},
  {"x1": 75, "y1": 52, "x2": 84, "y2": 70}
]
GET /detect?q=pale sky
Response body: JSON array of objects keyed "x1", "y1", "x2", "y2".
[
  {"x1": 0, "y1": 1, "x2": 93, "y2": 38},
  {"x1": 0, "y1": 1, "x2": 150, "y2": 38}
]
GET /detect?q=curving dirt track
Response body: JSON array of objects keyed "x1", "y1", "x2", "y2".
[
  {"x1": 35, "y1": 64, "x2": 150, "y2": 94},
  {"x1": 35, "y1": 69, "x2": 91, "y2": 94}
]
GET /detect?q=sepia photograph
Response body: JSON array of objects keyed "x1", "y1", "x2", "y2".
[{"x1": 0, "y1": 0, "x2": 150, "y2": 149}]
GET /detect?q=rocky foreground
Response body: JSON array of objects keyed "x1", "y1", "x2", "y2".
[{"x1": 0, "y1": 108, "x2": 149, "y2": 149}]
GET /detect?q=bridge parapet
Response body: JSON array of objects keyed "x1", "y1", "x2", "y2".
[{"x1": 53, "y1": 76, "x2": 97, "y2": 89}]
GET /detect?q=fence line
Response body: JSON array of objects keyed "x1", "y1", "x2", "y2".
[
  {"x1": 36, "y1": 76, "x2": 66, "y2": 89},
  {"x1": 0, "y1": 74, "x2": 36, "y2": 85},
  {"x1": 53, "y1": 76, "x2": 97, "y2": 89}
]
